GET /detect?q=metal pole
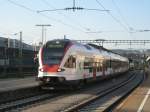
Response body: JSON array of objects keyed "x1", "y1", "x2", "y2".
[
  {"x1": 42, "y1": 26, "x2": 44, "y2": 45},
  {"x1": 36, "y1": 24, "x2": 51, "y2": 46},
  {"x1": 8, "y1": 37, "x2": 10, "y2": 48},
  {"x1": 44, "y1": 28, "x2": 47, "y2": 43},
  {"x1": 73, "y1": 0, "x2": 75, "y2": 7},
  {"x1": 19, "y1": 31, "x2": 23, "y2": 77},
  {"x1": 73, "y1": 0, "x2": 75, "y2": 11},
  {"x1": 3, "y1": 38, "x2": 8, "y2": 76}
]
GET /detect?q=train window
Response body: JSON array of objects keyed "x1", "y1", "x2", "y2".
[
  {"x1": 84, "y1": 45, "x2": 92, "y2": 50},
  {"x1": 0, "y1": 48, "x2": 4, "y2": 57},
  {"x1": 84, "y1": 62, "x2": 91, "y2": 69},
  {"x1": 97, "y1": 67, "x2": 100, "y2": 72},
  {"x1": 89, "y1": 67, "x2": 93, "y2": 73},
  {"x1": 64, "y1": 55, "x2": 76, "y2": 68},
  {"x1": 43, "y1": 49, "x2": 64, "y2": 65},
  {"x1": 99, "y1": 66, "x2": 102, "y2": 71}
]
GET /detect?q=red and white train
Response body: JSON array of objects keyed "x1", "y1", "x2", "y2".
[{"x1": 37, "y1": 39, "x2": 129, "y2": 87}]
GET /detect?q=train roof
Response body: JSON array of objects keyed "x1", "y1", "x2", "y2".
[
  {"x1": 46, "y1": 39, "x2": 71, "y2": 42},
  {"x1": 87, "y1": 43, "x2": 123, "y2": 56},
  {"x1": 82, "y1": 42, "x2": 128, "y2": 61},
  {"x1": 45, "y1": 39, "x2": 78, "y2": 45},
  {"x1": 44, "y1": 39, "x2": 128, "y2": 62}
]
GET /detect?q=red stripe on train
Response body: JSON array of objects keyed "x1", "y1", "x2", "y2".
[{"x1": 41, "y1": 65, "x2": 59, "y2": 72}]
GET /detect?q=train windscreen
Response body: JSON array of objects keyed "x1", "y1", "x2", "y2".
[{"x1": 42, "y1": 40, "x2": 69, "y2": 65}]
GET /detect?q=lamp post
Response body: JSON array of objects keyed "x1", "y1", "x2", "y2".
[
  {"x1": 36, "y1": 24, "x2": 51, "y2": 46},
  {"x1": 11, "y1": 31, "x2": 23, "y2": 76},
  {"x1": 19, "y1": 31, "x2": 23, "y2": 77},
  {"x1": 3, "y1": 38, "x2": 9, "y2": 76}
]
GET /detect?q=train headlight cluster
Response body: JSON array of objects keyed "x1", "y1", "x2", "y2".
[
  {"x1": 39, "y1": 68, "x2": 44, "y2": 72},
  {"x1": 57, "y1": 68, "x2": 65, "y2": 72}
]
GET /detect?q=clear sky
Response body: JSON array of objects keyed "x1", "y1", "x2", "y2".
[{"x1": 0, "y1": 0, "x2": 150, "y2": 49}]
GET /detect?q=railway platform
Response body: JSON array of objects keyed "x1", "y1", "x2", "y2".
[
  {"x1": 0, "y1": 76, "x2": 41, "y2": 105},
  {"x1": 114, "y1": 69, "x2": 150, "y2": 112},
  {"x1": 0, "y1": 76, "x2": 38, "y2": 92}
]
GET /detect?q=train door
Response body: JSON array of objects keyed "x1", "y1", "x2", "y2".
[
  {"x1": 93, "y1": 66, "x2": 96, "y2": 79},
  {"x1": 102, "y1": 60, "x2": 105, "y2": 76},
  {"x1": 76, "y1": 55, "x2": 84, "y2": 78}
]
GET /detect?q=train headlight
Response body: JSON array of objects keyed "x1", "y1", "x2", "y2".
[
  {"x1": 39, "y1": 68, "x2": 44, "y2": 72},
  {"x1": 57, "y1": 68, "x2": 65, "y2": 72},
  {"x1": 57, "y1": 68, "x2": 61, "y2": 72}
]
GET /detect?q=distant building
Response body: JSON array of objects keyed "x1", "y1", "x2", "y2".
[{"x1": 0, "y1": 37, "x2": 39, "y2": 51}]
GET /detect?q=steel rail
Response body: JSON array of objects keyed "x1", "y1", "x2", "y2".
[
  {"x1": 62, "y1": 71, "x2": 144, "y2": 112},
  {"x1": 0, "y1": 91, "x2": 59, "y2": 111}
]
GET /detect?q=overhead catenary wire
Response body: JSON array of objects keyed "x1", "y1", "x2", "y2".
[
  {"x1": 40, "y1": 0, "x2": 111, "y2": 37},
  {"x1": 112, "y1": 0, "x2": 150, "y2": 34},
  {"x1": 38, "y1": 0, "x2": 110, "y2": 13},
  {"x1": 6, "y1": 0, "x2": 90, "y2": 36},
  {"x1": 111, "y1": 0, "x2": 132, "y2": 31},
  {"x1": 39, "y1": 0, "x2": 109, "y2": 13},
  {"x1": 7, "y1": 0, "x2": 35, "y2": 12},
  {"x1": 41, "y1": 0, "x2": 89, "y2": 31},
  {"x1": 40, "y1": 0, "x2": 109, "y2": 33},
  {"x1": 7, "y1": 0, "x2": 133, "y2": 40},
  {"x1": 37, "y1": 8, "x2": 109, "y2": 13},
  {"x1": 95, "y1": 0, "x2": 130, "y2": 33},
  {"x1": 39, "y1": 13, "x2": 90, "y2": 34},
  {"x1": 111, "y1": 0, "x2": 135, "y2": 39}
]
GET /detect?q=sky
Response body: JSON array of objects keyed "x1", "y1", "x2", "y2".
[{"x1": 0, "y1": 0, "x2": 150, "y2": 49}]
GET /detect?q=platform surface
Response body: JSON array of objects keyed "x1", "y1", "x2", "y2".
[
  {"x1": 0, "y1": 77, "x2": 38, "y2": 92},
  {"x1": 114, "y1": 70, "x2": 150, "y2": 112}
]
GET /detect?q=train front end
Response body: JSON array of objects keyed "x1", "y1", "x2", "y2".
[{"x1": 37, "y1": 39, "x2": 70, "y2": 86}]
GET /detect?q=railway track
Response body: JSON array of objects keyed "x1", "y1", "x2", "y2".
[
  {"x1": 20, "y1": 71, "x2": 142, "y2": 112},
  {"x1": 0, "y1": 71, "x2": 143, "y2": 112},
  {"x1": 63, "y1": 71, "x2": 144, "y2": 112},
  {"x1": 0, "y1": 91, "x2": 60, "y2": 112}
]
